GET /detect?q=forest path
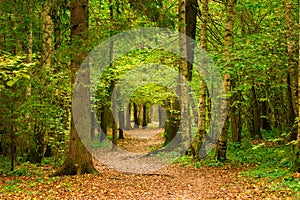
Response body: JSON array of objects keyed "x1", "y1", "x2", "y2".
[
  {"x1": 0, "y1": 162, "x2": 290, "y2": 199},
  {"x1": 118, "y1": 127, "x2": 165, "y2": 154},
  {"x1": 0, "y1": 128, "x2": 296, "y2": 199}
]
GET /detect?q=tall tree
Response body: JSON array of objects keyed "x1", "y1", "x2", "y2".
[
  {"x1": 216, "y1": 0, "x2": 237, "y2": 161},
  {"x1": 178, "y1": 0, "x2": 193, "y2": 151},
  {"x1": 291, "y1": 0, "x2": 300, "y2": 172},
  {"x1": 109, "y1": 0, "x2": 118, "y2": 149},
  {"x1": 284, "y1": 0, "x2": 298, "y2": 141},
  {"x1": 190, "y1": 0, "x2": 208, "y2": 160},
  {"x1": 54, "y1": 0, "x2": 97, "y2": 175}
]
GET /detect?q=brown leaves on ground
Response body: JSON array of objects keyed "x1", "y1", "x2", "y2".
[
  {"x1": 0, "y1": 128, "x2": 298, "y2": 199},
  {"x1": 0, "y1": 163, "x2": 296, "y2": 199},
  {"x1": 118, "y1": 128, "x2": 164, "y2": 153}
]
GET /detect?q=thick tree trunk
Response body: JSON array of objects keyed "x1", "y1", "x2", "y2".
[
  {"x1": 158, "y1": 105, "x2": 165, "y2": 128},
  {"x1": 124, "y1": 103, "x2": 132, "y2": 130},
  {"x1": 54, "y1": 0, "x2": 97, "y2": 176},
  {"x1": 216, "y1": 0, "x2": 236, "y2": 161},
  {"x1": 178, "y1": 0, "x2": 192, "y2": 151}
]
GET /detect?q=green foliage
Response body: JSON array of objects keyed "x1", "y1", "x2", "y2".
[{"x1": 0, "y1": 54, "x2": 34, "y2": 89}]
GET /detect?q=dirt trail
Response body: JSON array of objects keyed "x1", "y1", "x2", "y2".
[
  {"x1": 118, "y1": 127, "x2": 164, "y2": 153},
  {"x1": 0, "y1": 128, "x2": 296, "y2": 199}
]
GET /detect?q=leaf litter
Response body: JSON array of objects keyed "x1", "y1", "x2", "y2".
[{"x1": 0, "y1": 128, "x2": 298, "y2": 199}]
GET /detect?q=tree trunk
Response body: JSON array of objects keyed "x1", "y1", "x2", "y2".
[
  {"x1": 133, "y1": 103, "x2": 139, "y2": 128},
  {"x1": 216, "y1": 74, "x2": 230, "y2": 160},
  {"x1": 29, "y1": 1, "x2": 53, "y2": 163},
  {"x1": 111, "y1": 78, "x2": 118, "y2": 150},
  {"x1": 164, "y1": 98, "x2": 181, "y2": 147},
  {"x1": 54, "y1": 0, "x2": 96, "y2": 176},
  {"x1": 124, "y1": 103, "x2": 132, "y2": 130},
  {"x1": 261, "y1": 100, "x2": 271, "y2": 131},
  {"x1": 284, "y1": 0, "x2": 298, "y2": 141},
  {"x1": 142, "y1": 104, "x2": 147, "y2": 128},
  {"x1": 216, "y1": 0, "x2": 236, "y2": 161},
  {"x1": 118, "y1": 98, "x2": 124, "y2": 139},
  {"x1": 230, "y1": 80, "x2": 242, "y2": 143},
  {"x1": 178, "y1": 0, "x2": 192, "y2": 152},
  {"x1": 251, "y1": 85, "x2": 262, "y2": 139},
  {"x1": 185, "y1": 0, "x2": 198, "y2": 81},
  {"x1": 99, "y1": 104, "x2": 110, "y2": 142},
  {"x1": 158, "y1": 105, "x2": 165, "y2": 128},
  {"x1": 190, "y1": 0, "x2": 207, "y2": 160},
  {"x1": 291, "y1": 1, "x2": 300, "y2": 172}
]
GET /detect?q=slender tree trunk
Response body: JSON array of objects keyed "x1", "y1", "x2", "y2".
[
  {"x1": 142, "y1": 104, "x2": 147, "y2": 128},
  {"x1": 284, "y1": 0, "x2": 298, "y2": 141},
  {"x1": 109, "y1": 0, "x2": 118, "y2": 149},
  {"x1": 185, "y1": 0, "x2": 198, "y2": 81},
  {"x1": 158, "y1": 105, "x2": 165, "y2": 128},
  {"x1": 28, "y1": 1, "x2": 53, "y2": 163},
  {"x1": 42, "y1": 1, "x2": 54, "y2": 158},
  {"x1": 216, "y1": 74, "x2": 230, "y2": 160},
  {"x1": 291, "y1": 1, "x2": 300, "y2": 172},
  {"x1": 190, "y1": 0, "x2": 207, "y2": 160},
  {"x1": 99, "y1": 104, "x2": 109, "y2": 142},
  {"x1": 261, "y1": 100, "x2": 271, "y2": 131},
  {"x1": 216, "y1": 0, "x2": 236, "y2": 161},
  {"x1": 133, "y1": 103, "x2": 139, "y2": 128},
  {"x1": 251, "y1": 85, "x2": 262, "y2": 139},
  {"x1": 230, "y1": 80, "x2": 242, "y2": 143},
  {"x1": 164, "y1": 98, "x2": 181, "y2": 146},
  {"x1": 118, "y1": 93, "x2": 124, "y2": 139},
  {"x1": 111, "y1": 79, "x2": 118, "y2": 149},
  {"x1": 54, "y1": 0, "x2": 97, "y2": 176}
]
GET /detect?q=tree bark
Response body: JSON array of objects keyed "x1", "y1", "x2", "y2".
[
  {"x1": 251, "y1": 85, "x2": 262, "y2": 139},
  {"x1": 284, "y1": 0, "x2": 298, "y2": 142},
  {"x1": 185, "y1": 0, "x2": 198, "y2": 81},
  {"x1": 124, "y1": 103, "x2": 132, "y2": 130},
  {"x1": 142, "y1": 104, "x2": 147, "y2": 128},
  {"x1": 133, "y1": 103, "x2": 139, "y2": 128},
  {"x1": 164, "y1": 98, "x2": 181, "y2": 147},
  {"x1": 291, "y1": 0, "x2": 300, "y2": 172},
  {"x1": 190, "y1": 0, "x2": 207, "y2": 160},
  {"x1": 54, "y1": 0, "x2": 97, "y2": 176},
  {"x1": 216, "y1": 0, "x2": 236, "y2": 161},
  {"x1": 28, "y1": 1, "x2": 53, "y2": 163},
  {"x1": 178, "y1": 0, "x2": 192, "y2": 151}
]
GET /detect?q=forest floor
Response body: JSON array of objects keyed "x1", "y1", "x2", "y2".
[{"x1": 0, "y1": 127, "x2": 298, "y2": 199}]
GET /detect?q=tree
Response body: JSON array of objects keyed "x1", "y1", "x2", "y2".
[
  {"x1": 291, "y1": 0, "x2": 300, "y2": 172},
  {"x1": 216, "y1": 0, "x2": 237, "y2": 161},
  {"x1": 190, "y1": 0, "x2": 208, "y2": 160},
  {"x1": 284, "y1": 0, "x2": 298, "y2": 141},
  {"x1": 54, "y1": 0, "x2": 97, "y2": 175}
]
